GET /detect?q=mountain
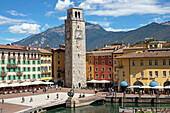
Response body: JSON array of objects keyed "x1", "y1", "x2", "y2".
[{"x1": 12, "y1": 21, "x2": 170, "y2": 50}]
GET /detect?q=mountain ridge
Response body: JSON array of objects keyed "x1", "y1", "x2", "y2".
[{"x1": 12, "y1": 21, "x2": 170, "y2": 50}]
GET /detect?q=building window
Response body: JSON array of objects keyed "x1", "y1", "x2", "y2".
[
  {"x1": 114, "y1": 60, "x2": 117, "y2": 64},
  {"x1": 33, "y1": 74, "x2": 36, "y2": 79},
  {"x1": 57, "y1": 55, "x2": 61, "y2": 58},
  {"x1": 18, "y1": 75, "x2": 21, "y2": 80},
  {"x1": 155, "y1": 59, "x2": 158, "y2": 65},
  {"x1": 33, "y1": 67, "x2": 36, "y2": 71},
  {"x1": 89, "y1": 56, "x2": 92, "y2": 58},
  {"x1": 109, "y1": 74, "x2": 112, "y2": 79},
  {"x1": 115, "y1": 75, "x2": 117, "y2": 79},
  {"x1": 49, "y1": 66, "x2": 51, "y2": 70},
  {"x1": 155, "y1": 71, "x2": 158, "y2": 77},
  {"x1": 149, "y1": 71, "x2": 152, "y2": 77},
  {"x1": 122, "y1": 71, "x2": 125, "y2": 77},
  {"x1": 132, "y1": 60, "x2": 135, "y2": 66},
  {"x1": 169, "y1": 71, "x2": 170, "y2": 77},
  {"x1": 141, "y1": 71, "x2": 144, "y2": 77},
  {"x1": 33, "y1": 60, "x2": 35, "y2": 64},
  {"x1": 163, "y1": 71, "x2": 166, "y2": 77},
  {"x1": 95, "y1": 60, "x2": 98, "y2": 65},
  {"x1": 38, "y1": 74, "x2": 41, "y2": 79},
  {"x1": 2, "y1": 60, "x2": 5, "y2": 64},
  {"x1": 133, "y1": 72, "x2": 136, "y2": 77},
  {"x1": 95, "y1": 67, "x2": 98, "y2": 72},
  {"x1": 95, "y1": 74, "x2": 98, "y2": 79},
  {"x1": 38, "y1": 67, "x2": 40, "y2": 71},
  {"x1": 102, "y1": 60, "x2": 105, "y2": 64},
  {"x1": 28, "y1": 67, "x2": 30, "y2": 71},
  {"x1": 102, "y1": 67, "x2": 105, "y2": 71},
  {"x1": 102, "y1": 56, "x2": 105, "y2": 58},
  {"x1": 89, "y1": 59, "x2": 92, "y2": 64},
  {"x1": 13, "y1": 75, "x2": 15, "y2": 80},
  {"x1": 108, "y1": 67, "x2": 111, "y2": 72},
  {"x1": 140, "y1": 60, "x2": 144, "y2": 66},
  {"x1": 58, "y1": 61, "x2": 60, "y2": 64},
  {"x1": 95, "y1": 56, "x2": 98, "y2": 59},
  {"x1": 89, "y1": 66, "x2": 92, "y2": 72},
  {"x1": 109, "y1": 60, "x2": 112, "y2": 64},
  {"x1": 28, "y1": 75, "x2": 30, "y2": 79},
  {"x1": 149, "y1": 60, "x2": 152, "y2": 66},
  {"x1": 102, "y1": 74, "x2": 105, "y2": 79},
  {"x1": 24, "y1": 75, "x2": 26, "y2": 79},
  {"x1": 169, "y1": 59, "x2": 170, "y2": 65},
  {"x1": 163, "y1": 59, "x2": 166, "y2": 65},
  {"x1": 109, "y1": 56, "x2": 112, "y2": 58}
]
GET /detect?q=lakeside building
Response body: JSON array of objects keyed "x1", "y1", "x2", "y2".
[
  {"x1": 0, "y1": 44, "x2": 42, "y2": 83},
  {"x1": 116, "y1": 50, "x2": 170, "y2": 91},
  {"x1": 40, "y1": 49, "x2": 52, "y2": 81},
  {"x1": 51, "y1": 44, "x2": 65, "y2": 87}
]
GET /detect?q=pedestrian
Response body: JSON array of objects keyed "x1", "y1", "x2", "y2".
[
  {"x1": 2, "y1": 98, "x2": 4, "y2": 104},
  {"x1": 22, "y1": 97, "x2": 24, "y2": 103},
  {"x1": 60, "y1": 87, "x2": 61, "y2": 90},
  {"x1": 95, "y1": 88, "x2": 97, "y2": 94},
  {"x1": 30, "y1": 97, "x2": 33, "y2": 102},
  {"x1": 56, "y1": 93, "x2": 59, "y2": 99},
  {"x1": 47, "y1": 94, "x2": 49, "y2": 100}
]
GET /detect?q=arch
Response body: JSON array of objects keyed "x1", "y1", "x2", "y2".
[
  {"x1": 75, "y1": 11, "x2": 77, "y2": 18},
  {"x1": 133, "y1": 81, "x2": 144, "y2": 86},
  {"x1": 164, "y1": 81, "x2": 170, "y2": 86}
]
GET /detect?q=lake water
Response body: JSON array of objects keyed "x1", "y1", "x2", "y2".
[{"x1": 46, "y1": 102, "x2": 170, "y2": 113}]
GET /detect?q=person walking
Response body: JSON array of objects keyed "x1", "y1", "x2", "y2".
[
  {"x1": 21, "y1": 97, "x2": 24, "y2": 103},
  {"x1": 2, "y1": 98, "x2": 4, "y2": 104},
  {"x1": 30, "y1": 97, "x2": 33, "y2": 102},
  {"x1": 56, "y1": 93, "x2": 59, "y2": 99},
  {"x1": 47, "y1": 94, "x2": 49, "y2": 100}
]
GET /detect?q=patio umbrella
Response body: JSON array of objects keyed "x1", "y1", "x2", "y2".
[
  {"x1": 140, "y1": 86, "x2": 152, "y2": 89},
  {"x1": 127, "y1": 86, "x2": 141, "y2": 88}
]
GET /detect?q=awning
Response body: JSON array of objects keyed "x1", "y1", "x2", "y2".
[
  {"x1": 152, "y1": 86, "x2": 164, "y2": 89},
  {"x1": 164, "y1": 86, "x2": 170, "y2": 89},
  {"x1": 120, "y1": 81, "x2": 128, "y2": 87},
  {"x1": 87, "y1": 80, "x2": 111, "y2": 83},
  {"x1": 127, "y1": 86, "x2": 141, "y2": 88},
  {"x1": 140, "y1": 86, "x2": 152, "y2": 88},
  {"x1": 149, "y1": 81, "x2": 158, "y2": 87},
  {"x1": 43, "y1": 81, "x2": 54, "y2": 85}
]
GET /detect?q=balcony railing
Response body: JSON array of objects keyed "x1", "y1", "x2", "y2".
[
  {"x1": 1, "y1": 55, "x2": 5, "y2": 59},
  {"x1": 8, "y1": 56, "x2": 16, "y2": 59},
  {"x1": 0, "y1": 71, "x2": 7, "y2": 76},
  {"x1": 57, "y1": 69, "x2": 65, "y2": 73},
  {"x1": 6, "y1": 64, "x2": 18, "y2": 68},
  {"x1": 16, "y1": 71, "x2": 23, "y2": 75}
]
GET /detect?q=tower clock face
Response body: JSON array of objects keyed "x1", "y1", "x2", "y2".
[{"x1": 75, "y1": 30, "x2": 82, "y2": 39}]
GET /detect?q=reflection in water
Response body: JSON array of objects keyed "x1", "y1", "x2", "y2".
[{"x1": 46, "y1": 102, "x2": 170, "y2": 113}]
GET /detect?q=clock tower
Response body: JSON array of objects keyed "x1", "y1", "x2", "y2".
[{"x1": 65, "y1": 7, "x2": 86, "y2": 88}]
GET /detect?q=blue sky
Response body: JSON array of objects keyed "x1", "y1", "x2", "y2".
[{"x1": 0, "y1": 0, "x2": 170, "y2": 44}]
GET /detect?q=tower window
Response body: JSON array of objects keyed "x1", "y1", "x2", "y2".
[
  {"x1": 75, "y1": 11, "x2": 77, "y2": 18},
  {"x1": 78, "y1": 12, "x2": 80, "y2": 18}
]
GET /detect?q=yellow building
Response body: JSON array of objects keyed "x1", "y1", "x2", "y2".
[
  {"x1": 40, "y1": 49, "x2": 52, "y2": 81},
  {"x1": 86, "y1": 52, "x2": 94, "y2": 81},
  {"x1": 116, "y1": 51, "x2": 170, "y2": 91},
  {"x1": 52, "y1": 45, "x2": 65, "y2": 86}
]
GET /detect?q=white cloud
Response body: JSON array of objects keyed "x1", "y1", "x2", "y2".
[
  {"x1": 5, "y1": 38, "x2": 17, "y2": 41},
  {"x1": 55, "y1": 0, "x2": 74, "y2": 11},
  {"x1": 45, "y1": 11, "x2": 55, "y2": 16},
  {"x1": 153, "y1": 17, "x2": 164, "y2": 23},
  {"x1": 88, "y1": 21, "x2": 110, "y2": 27},
  {"x1": 0, "y1": 15, "x2": 27, "y2": 25},
  {"x1": 9, "y1": 23, "x2": 41, "y2": 34},
  {"x1": 42, "y1": 24, "x2": 50, "y2": 30},
  {"x1": 58, "y1": 16, "x2": 67, "y2": 20},
  {"x1": 79, "y1": 0, "x2": 170, "y2": 17},
  {"x1": 7, "y1": 10, "x2": 27, "y2": 16},
  {"x1": 105, "y1": 27, "x2": 136, "y2": 32}
]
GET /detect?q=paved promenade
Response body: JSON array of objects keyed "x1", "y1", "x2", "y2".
[{"x1": 0, "y1": 88, "x2": 95, "y2": 113}]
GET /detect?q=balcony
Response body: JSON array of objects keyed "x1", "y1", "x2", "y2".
[
  {"x1": 8, "y1": 56, "x2": 16, "y2": 59},
  {"x1": 0, "y1": 71, "x2": 7, "y2": 76},
  {"x1": 6, "y1": 64, "x2": 18, "y2": 68},
  {"x1": 27, "y1": 57, "x2": 40, "y2": 60},
  {"x1": 57, "y1": 69, "x2": 65, "y2": 73},
  {"x1": 41, "y1": 70, "x2": 51, "y2": 74},
  {"x1": 17, "y1": 56, "x2": 21, "y2": 60},
  {"x1": 1, "y1": 55, "x2": 5, "y2": 59},
  {"x1": 16, "y1": 71, "x2": 23, "y2": 75}
]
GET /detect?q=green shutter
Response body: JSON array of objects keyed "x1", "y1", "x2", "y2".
[{"x1": 26, "y1": 67, "x2": 28, "y2": 72}]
